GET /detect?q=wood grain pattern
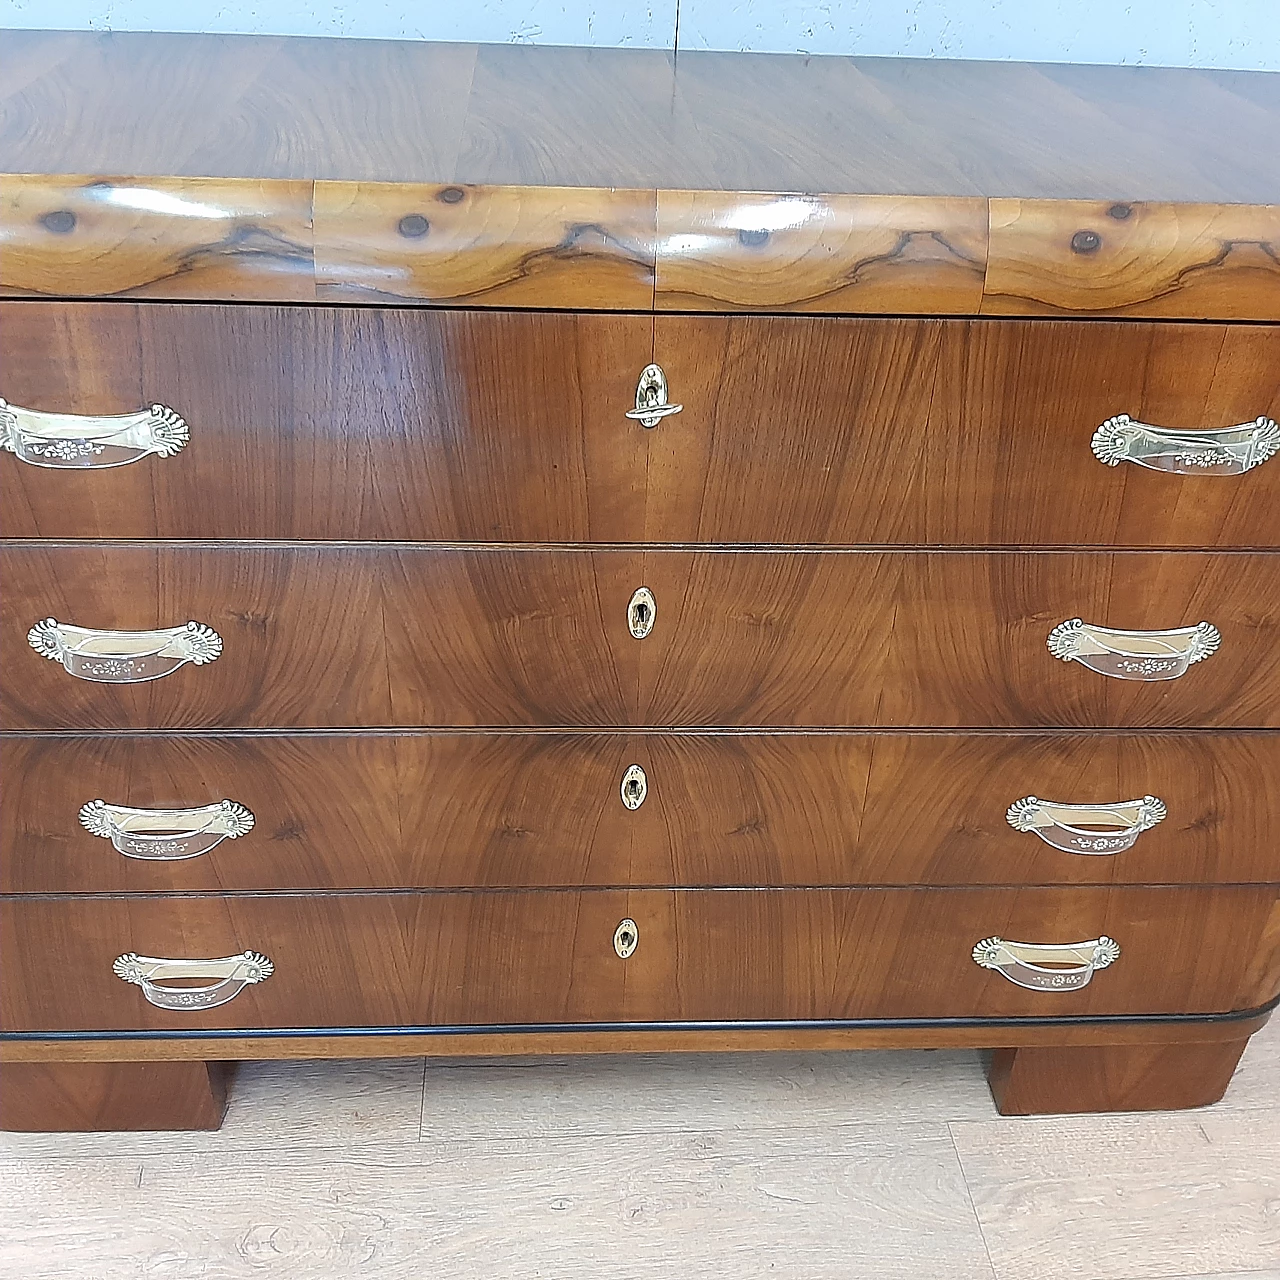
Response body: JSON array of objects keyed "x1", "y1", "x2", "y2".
[
  {"x1": 7, "y1": 732, "x2": 1280, "y2": 893},
  {"x1": 0, "y1": 1130, "x2": 998, "y2": 1279},
  {"x1": 6, "y1": 546, "x2": 1280, "y2": 730},
  {"x1": 0, "y1": 1060, "x2": 229, "y2": 1130},
  {"x1": 653, "y1": 191, "x2": 987, "y2": 313},
  {"x1": 984, "y1": 199, "x2": 1280, "y2": 319},
  {"x1": 0, "y1": 175, "x2": 315, "y2": 301},
  {"x1": 4, "y1": 1012, "x2": 1270, "y2": 1064},
  {"x1": 0, "y1": 303, "x2": 646, "y2": 542},
  {"x1": 3, "y1": 888, "x2": 1278, "y2": 1034},
  {"x1": 2, "y1": 174, "x2": 1279, "y2": 318},
  {"x1": 649, "y1": 315, "x2": 1280, "y2": 547},
  {"x1": 953, "y1": 1108, "x2": 1280, "y2": 1280},
  {"x1": 6, "y1": 304, "x2": 1279, "y2": 545},
  {"x1": 4, "y1": 32, "x2": 1280, "y2": 202},
  {"x1": 986, "y1": 1039, "x2": 1250, "y2": 1114},
  {"x1": 314, "y1": 182, "x2": 656, "y2": 308}
]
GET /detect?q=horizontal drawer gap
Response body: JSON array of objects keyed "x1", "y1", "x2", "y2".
[
  {"x1": 7, "y1": 999, "x2": 1277, "y2": 1043},
  {"x1": 5, "y1": 540, "x2": 1280, "y2": 555},
  {"x1": 7, "y1": 727, "x2": 1278, "y2": 739},
  {"x1": 7, "y1": 883, "x2": 1279, "y2": 901}
]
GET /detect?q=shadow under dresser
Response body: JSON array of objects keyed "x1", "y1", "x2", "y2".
[{"x1": 2, "y1": 29, "x2": 1280, "y2": 1129}]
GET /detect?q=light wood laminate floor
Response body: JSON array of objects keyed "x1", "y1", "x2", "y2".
[{"x1": 2, "y1": 1021, "x2": 1279, "y2": 1279}]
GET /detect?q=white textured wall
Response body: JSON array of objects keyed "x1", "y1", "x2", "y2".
[{"x1": 2, "y1": 0, "x2": 1278, "y2": 71}]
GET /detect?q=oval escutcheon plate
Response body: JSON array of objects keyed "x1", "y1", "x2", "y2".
[{"x1": 0, "y1": 398, "x2": 189, "y2": 469}]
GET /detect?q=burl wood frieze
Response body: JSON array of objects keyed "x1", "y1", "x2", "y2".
[{"x1": 3, "y1": 175, "x2": 1279, "y2": 318}]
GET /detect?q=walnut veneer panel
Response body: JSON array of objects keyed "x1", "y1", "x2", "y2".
[
  {"x1": 5, "y1": 304, "x2": 1280, "y2": 546},
  {"x1": 0, "y1": 302, "x2": 647, "y2": 542},
  {"x1": 3, "y1": 33, "x2": 1279, "y2": 201},
  {"x1": 3, "y1": 888, "x2": 1277, "y2": 1033},
  {"x1": 6, "y1": 546, "x2": 1280, "y2": 730},
  {"x1": 6, "y1": 733, "x2": 1280, "y2": 893},
  {"x1": 649, "y1": 315, "x2": 1280, "y2": 546}
]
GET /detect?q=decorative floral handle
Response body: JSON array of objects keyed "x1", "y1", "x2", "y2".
[
  {"x1": 28, "y1": 618, "x2": 222, "y2": 683},
  {"x1": 1092, "y1": 414, "x2": 1279, "y2": 476},
  {"x1": 972, "y1": 936, "x2": 1120, "y2": 991},
  {"x1": 112, "y1": 951, "x2": 274, "y2": 1010},
  {"x1": 1047, "y1": 618, "x2": 1219, "y2": 681},
  {"x1": 80, "y1": 799, "x2": 254, "y2": 859},
  {"x1": 1006, "y1": 795, "x2": 1166, "y2": 855},
  {"x1": 0, "y1": 398, "x2": 188, "y2": 469}
]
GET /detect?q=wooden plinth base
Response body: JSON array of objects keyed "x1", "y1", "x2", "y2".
[
  {"x1": 0, "y1": 1060, "x2": 231, "y2": 1131},
  {"x1": 987, "y1": 1039, "x2": 1250, "y2": 1115}
]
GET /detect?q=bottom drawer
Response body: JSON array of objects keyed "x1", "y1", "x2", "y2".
[{"x1": 3, "y1": 887, "x2": 1278, "y2": 1034}]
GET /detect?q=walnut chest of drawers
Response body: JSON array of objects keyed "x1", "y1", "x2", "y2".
[{"x1": 3, "y1": 30, "x2": 1280, "y2": 1130}]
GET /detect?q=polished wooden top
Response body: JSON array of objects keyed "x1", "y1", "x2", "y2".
[
  {"x1": 2, "y1": 30, "x2": 1278, "y2": 317},
  {"x1": 3, "y1": 29, "x2": 1279, "y2": 199}
]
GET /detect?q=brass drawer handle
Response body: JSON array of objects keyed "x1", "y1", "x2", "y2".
[
  {"x1": 613, "y1": 919, "x2": 639, "y2": 958},
  {"x1": 627, "y1": 587, "x2": 656, "y2": 638},
  {"x1": 80, "y1": 799, "x2": 255, "y2": 860},
  {"x1": 1006, "y1": 795, "x2": 1166, "y2": 855},
  {"x1": 624, "y1": 364, "x2": 683, "y2": 429},
  {"x1": 0, "y1": 397, "x2": 188, "y2": 468},
  {"x1": 972, "y1": 936, "x2": 1120, "y2": 991},
  {"x1": 28, "y1": 618, "x2": 222, "y2": 683},
  {"x1": 1093, "y1": 413, "x2": 1279, "y2": 476},
  {"x1": 1047, "y1": 618, "x2": 1219, "y2": 681},
  {"x1": 113, "y1": 950, "x2": 274, "y2": 1010}
]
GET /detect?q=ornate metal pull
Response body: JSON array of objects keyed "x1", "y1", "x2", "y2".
[
  {"x1": 0, "y1": 398, "x2": 188, "y2": 469},
  {"x1": 613, "y1": 919, "x2": 639, "y2": 958},
  {"x1": 620, "y1": 764, "x2": 648, "y2": 810},
  {"x1": 972, "y1": 936, "x2": 1120, "y2": 991},
  {"x1": 1092, "y1": 413, "x2": 1279, "y2": 476},
  {"x1": 1047, "y1": 618, "x2": 1219, "y2": 681},
  {"x1": 28, "y1": 618, "x2": 222, "y2": 683},
  {"x1": 113, "y1": 950, "x2": 274, "y2": 1010},
  {"x1": 80, "y1": 799, "x2": 254, "y2": 860},
  {"x1": 1006, "y1": 795, "x2": 1166, "y2": 855},
  {"x1": 624, "y1": 364, "x2": 683, "y2": 429},
  {"x1": 627, "y1": 587, "x2": 656, "y2": 639}
]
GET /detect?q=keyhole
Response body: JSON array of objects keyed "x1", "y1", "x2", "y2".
[
  {"x1": 627, "y1": 587, "x2": 656, "y2": 638},
  {"x1": 614, "y1": 918, "x2": 639, "y2": 958},
  {"x1": 621, "y1": 764, "x2": 647, "y2": 809}
]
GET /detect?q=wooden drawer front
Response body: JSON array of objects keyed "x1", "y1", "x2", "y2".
[
  {"x1": 0, "y1": 303, "x2": 646, "y2": 542},
  {"x1": 4, "y1": 304, "x2": 1279, "y2": 548},
  {"x1": 4, "y1": 546, "x2": 1280, "y2": 730},
  {"x1": 649, "y1": 316, "x2": 1280, "y2": 547},
  {"x1": 2, "y1": 888, "x2": 1277, "y2": 1033},
  {"x1": 7, "y1": 733, "x2": 1280, "y2": 893}
]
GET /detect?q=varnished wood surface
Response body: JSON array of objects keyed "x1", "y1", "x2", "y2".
[
  {"x1": 4, "y1": 304, "x2": 1280, "y2": 546},
  {"x1": 3, "y1": 177, "x2": 1279, "y2": 317},
  {"x1": 2, "y1": 35, "x2": 1280, "y2": 316},
  {"x1": 3, "y1": 32, "x2": 1279, "y2": 200},
  {"x1": 3, "y1": 887, "x2": 1278, "y2": 1033},
  {"x1": 986, "y1": 1039, "x2": 1249, "y2": 1114},
  {"x1": 5, "y1": 546, "x2": 1280, "y2": 730},
  {"x1": 0, "y1": 1060, "x2": 228, "y2": 1130},
  {"x1": 5, "y1": 1011, "x2": 1270, "y2": 1063},
  {"x1": 7, "y1": 732, "x2": 1280, "y2": 892}
]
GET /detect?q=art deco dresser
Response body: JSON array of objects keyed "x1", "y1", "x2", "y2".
[{"x1": 2, "y1": 30, "x2": 1279, "y2": 1130}]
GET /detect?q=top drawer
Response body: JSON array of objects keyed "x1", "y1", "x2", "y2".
[{"x1": 2, "y1": 303, "x2": 1278, "y2": 545}]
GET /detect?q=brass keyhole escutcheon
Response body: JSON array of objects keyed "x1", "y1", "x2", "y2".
[
  {"x1": 614, "y1": 918, "x2": 639, "y2": 958},
  {"x1": 628, "y1": 587, "x2": 656, "y2": 639},
  {"x1": 621, "y1": 764, "x2": 647, "y2": 810}
]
